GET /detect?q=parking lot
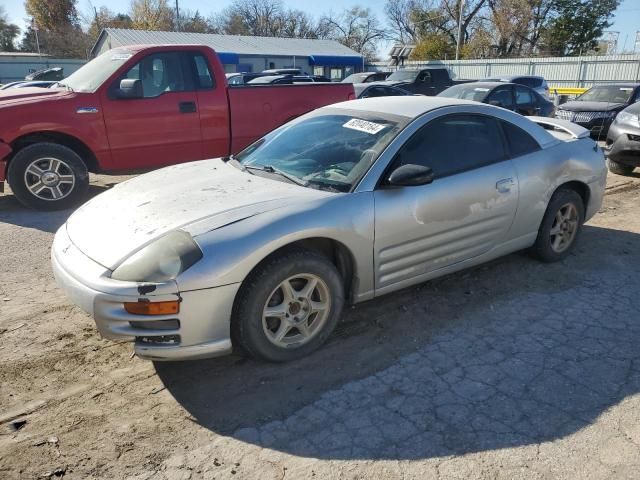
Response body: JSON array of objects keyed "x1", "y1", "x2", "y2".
[{"x1": 0, "y1": 166, "x2": 639, "y2": 479}]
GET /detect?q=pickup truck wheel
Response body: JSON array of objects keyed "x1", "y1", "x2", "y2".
[
  {"x1": 7, "y1": 143, "x2": 89, "y2": 211},
  {"x1": 606, "y1": 158, "x2": 634, "y2": 176},
  {"x1": 233, "y1": 249, "x2": 344, "y2": 362},
  {"x1": 530, "y1": 188, "x2": 584, "y2": 263}
]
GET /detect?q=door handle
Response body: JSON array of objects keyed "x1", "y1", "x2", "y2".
[
  {"x1": 179, "y1": 101, "x2": 197, "y2": 113},
  {"x1": 496, "y1": 178, "x2": 514, "y2": 193}
]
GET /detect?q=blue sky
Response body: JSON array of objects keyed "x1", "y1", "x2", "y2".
[{"x1": 3, "y1": 0, "x2": 640, "y2": 54}]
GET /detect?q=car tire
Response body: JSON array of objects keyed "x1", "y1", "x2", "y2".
[
  {"x1": 232, "y1": 249, "x2": 345, "y2": 362},
  {"x1": 7, "y1": 142, "x2": 89, "y2": 211},
  {"x1": 606, "y1": 158, "x2": 634, "y2": 176},
  {"x1": 530, "y1": 188, "x2": 585, "y2": 263}
]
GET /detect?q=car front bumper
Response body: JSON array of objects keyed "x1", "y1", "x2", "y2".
[
  {"x1": 51, "y1": 226, "x2": 239, "y2": 361},
  {"x1": 605, "y1": 123, "x2": 640, "y2": 167}
]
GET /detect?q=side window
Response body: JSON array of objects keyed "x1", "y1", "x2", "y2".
[
  {"x1": 418, "y1": 71, "x2": 431, "y2": 83},
  {"x1": 118, "y1": 52, "x2": 186, "y2": 98},
  {"x1": 394, "y1": 114, "x2": 507, "y2": 179},
  {"x1": 487, "y1": 86, "x2": 514, "y2": 109},
  {"x1": 515, "y1": 85, "x2": 533, "y2": 105},
  {"x1": 500, "y1": 120, "x2": 541, "y2": 157},
  {"x1": 192, "y1": 54, "x2": 214, "y2": 89}
]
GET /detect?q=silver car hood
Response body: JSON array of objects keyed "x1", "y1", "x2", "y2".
[{"x1": 66, "y1": 159, "x2": 326, "y2": 270}]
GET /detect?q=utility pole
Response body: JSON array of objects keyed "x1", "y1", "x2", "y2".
[
  {"x1": 32, "y1": 18, "x2": 41, "y2": 58},
  {"x1": 455, "y1": 0, "x2": 465, "y2": 61},
  {"x1": 175, "y1": 0, "x2": 180, "y2": 32}
]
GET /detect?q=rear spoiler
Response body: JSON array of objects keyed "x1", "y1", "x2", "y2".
[{"x1": 528, "y1": 116, "x2": 591, "y2": 139}]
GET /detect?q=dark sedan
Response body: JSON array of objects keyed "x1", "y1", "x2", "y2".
[
  {"x1": 555, "y1": 83, "x2": 640, "y2": 139},
  {"x1": 437, "y1": 82, "x2": 555, "y2": 117},
  {"x1": 604, "y1": 101, "x2": 640, "y2": 175},
  {"x1": 355, "y1": 84, "x2": 413, "y2": 98}
]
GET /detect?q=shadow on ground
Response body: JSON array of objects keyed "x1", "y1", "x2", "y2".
[
  {"x1": 0, "y1": 183, "x2": 117, "y2": 233},
  {"x1": 155, "y1": 224, "x2": 640, "y2": 460}
]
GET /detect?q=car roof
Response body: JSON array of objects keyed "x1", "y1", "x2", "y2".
[
  {"x1": 486, "y1": 75, "x2": 544, "y2": 80},
  {"x1": 589, "y1": 83, "x2": 639, "y2": 88},
  {"x1": 328, "y1": 96, "x2": 489, "y2": 119}
]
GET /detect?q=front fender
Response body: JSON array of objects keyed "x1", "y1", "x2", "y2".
[
  {"x1": 177, "y1": 191, "x2": 376, "y2": 301},
  {"x1": 0, "y1": 141, "x2": 12, "y2": 182}
]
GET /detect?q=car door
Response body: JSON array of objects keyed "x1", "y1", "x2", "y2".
[
  {"x1": 101, "y1": 51, "x2": 203, "y2": 170},
  {"x1": 514, "y1": 85, "x2": 539, "y2": 116},
  {"x1": 486, "y1": 85, "x2": 515, "y2": 111},
  {"x1": 373, "y1": 113, "x2": 519, "y2": 292}
]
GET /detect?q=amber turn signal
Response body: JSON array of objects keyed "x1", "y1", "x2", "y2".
[{"x1": 124, "y1": 300, "x2": 180, "y2": 315}]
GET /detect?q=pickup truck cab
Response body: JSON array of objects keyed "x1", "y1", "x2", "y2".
[
  {"x1": 0, "y1": 44, "x2": 355, "y2": 210},
  {"x1": 365, "y1": 67, "x2": 471, "y2": 96}
]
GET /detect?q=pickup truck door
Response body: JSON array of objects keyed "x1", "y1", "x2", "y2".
[
  {"x1": 373, "y1": 113, "x2": 518, "y2": 294},
  {"x1": 101, "y1": 51, "x2": 203, "y2": 170},
  {"x1": 406, "y1": 70, "x2": 437, "y2": 96}
]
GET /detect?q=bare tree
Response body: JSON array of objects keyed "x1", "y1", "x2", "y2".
[{"x1": 320, "y1": 7, "x2": 387, "y2": 60}]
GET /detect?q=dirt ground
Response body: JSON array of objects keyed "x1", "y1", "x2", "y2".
[{"x1": 1, "y1": 169, "x2": 640, "y2": 480}]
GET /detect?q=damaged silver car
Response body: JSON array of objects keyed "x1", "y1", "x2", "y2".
[{"x1": 52, "y1": 97, "x2": 607, "y2": 362}]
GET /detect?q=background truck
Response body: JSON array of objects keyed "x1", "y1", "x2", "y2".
[
  {"x1": 368, "y1": 67, "x2": 473, "y2": 96},
  {"x1": 0, "y1": 44, "x2": 355, "y2": 210}
]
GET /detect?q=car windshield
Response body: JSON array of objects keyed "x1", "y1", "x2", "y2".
[
  {"x1": 342, "y1": 73, "x2": 368, "y2": 83},
  {"x1": 437, "y1": 84, "x2": 491, "y2": 102},
  {"x1": 387, "y1": 70, "x2": 419, "y2": 82},
  {"x1": 59, "y1": 49, "x2": 133, "y2": 93},
  {"x1": 236, "y1": 111, "x2": 405, "y2": 192},
  {"x1": 577, "y1": 86, "x2": 635, "y2": 103},
  {"x1": 247, "y1": 75, "x2": 284, "y2": 84}
]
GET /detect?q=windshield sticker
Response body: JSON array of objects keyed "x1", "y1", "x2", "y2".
[
  {"x1": 111, "y1": 53, "x2": 132, "y2": 61},
  {"x1": 343, "y1": 118, "x2": 387, "y2": 135},
  {"x1": 474, "y1": 87, "x2": 490, "y2": 92}
]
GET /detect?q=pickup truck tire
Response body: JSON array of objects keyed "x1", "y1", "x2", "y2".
[
  {"x1": 8, "y1": 142, "x2": 89, "y2": 211},
  {"x1": 530, "y1": 188, "x2": 584, "y2": 263},
  {"x1": 233, "y1": 249, "x2": 344, "y2": 362}
]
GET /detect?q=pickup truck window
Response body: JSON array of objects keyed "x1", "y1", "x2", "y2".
[
  {"x1": 387, "y1": 70, "x2": 419, "y2": 82},
  {"x1": 60, "y1": 49, "x2": 132, "y2": 93},
  {"x1": 192, "y1": 54, "x2": 215, "y2": 89},
  {"x1": 119, "y1": 52, "x2": 188, "y2": 98}
]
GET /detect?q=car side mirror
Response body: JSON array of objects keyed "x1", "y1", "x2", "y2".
[
  {"x1": 115, "y1": 79, "x2": 143, "y2": 99},
  {"x1": 387, "y1": 164, "x2": 434, "y2": 187}
]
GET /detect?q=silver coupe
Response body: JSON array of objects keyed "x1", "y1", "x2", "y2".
[{"x1": 52, "y1": 97, "x2": 607, "y2": 362}]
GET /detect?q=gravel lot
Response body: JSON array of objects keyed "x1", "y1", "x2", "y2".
[{"x1": 1, "y1": 169, "x2": 640, "y2": 479}]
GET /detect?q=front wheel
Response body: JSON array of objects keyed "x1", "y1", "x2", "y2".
[
  {"x1": 606, "y1": 158, "x2": 635, "y2": 176},
  {"x1": 233, "y1": 250, "x2": 344, "y2": 362},
  {"x1": 530, "y1": 188, "x2": 585, "y2": 263},
  {"x1": 7, "y1": 142, "x2": 89, "y2": 211}
]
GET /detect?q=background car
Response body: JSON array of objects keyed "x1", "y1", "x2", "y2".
[
  {"x1": 25, "y1": 67, "x2": 64, "y2": 81},
  {"x1": 53, "y1": 97, "x2": 605, "y2": 363},
  {"x1": 226, "y1": 72, "x2": 271, "y2": 85},
  {"x1": 342, "y1": 72, "x2": 390, "y2": 83},
  {"x1": 437, "y1": 82, "x2": 555, "y2": 117},
  {"x1": 554, "y1": 83, "x2": 640, "y2": 139},
  {"x1": 247, "y1": 74, "x2": 327, "y2": 84},
  {"x1": 604, "y1": 101, "x2": 640, "y2": 175},
  {"x1": 355, "y1": 84, "x2": 413, "y2": 98},
  {"x1": 0, "y1": 80, "x2": 56, "y2": 90},
  {"x1": 483, "y1": 75, "x2": 550, "y2": 98}
]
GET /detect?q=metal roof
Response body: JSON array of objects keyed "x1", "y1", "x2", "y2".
[{"x1": 93, "y1": 28, "x2": 362, "y2": 58}]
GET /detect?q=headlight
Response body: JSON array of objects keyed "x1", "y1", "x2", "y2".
[
  {"x1": 111, "y1": 230, "x2": 203, "y2": 282},
  {"x1": 615, "y1": 111, "x2": 640, "y2": 128}
]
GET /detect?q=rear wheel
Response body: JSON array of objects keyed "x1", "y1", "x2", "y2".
[
  {"x1": 233, "y1": 249, "x2": 344, "y2": 362},
  {"x1": 7, "y1": 142, "x2": 89, "y2": 211},
  {"x1": 606, "y1": 158, "x2": 635, "y2": 176},
  {"x1": 530, "y1": 188, "x2": 584, "y2": 263}
]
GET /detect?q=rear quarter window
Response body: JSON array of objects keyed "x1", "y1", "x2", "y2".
[{"x1": 501, "y1": 120, "x2": 541, "y2": 158}]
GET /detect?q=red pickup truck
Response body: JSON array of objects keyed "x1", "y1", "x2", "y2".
[{"x1": 0, "y1": 44, "x2": 355, "y2": 210}]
